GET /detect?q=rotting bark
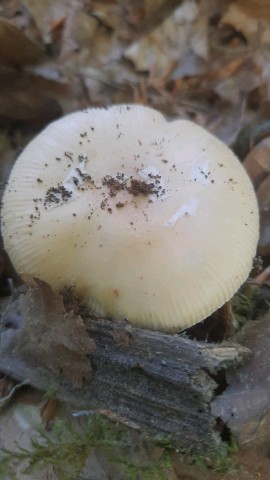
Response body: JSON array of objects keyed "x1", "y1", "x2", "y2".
[{"x1": 0, "y1": 280, "x2": 249, "y2": 455}]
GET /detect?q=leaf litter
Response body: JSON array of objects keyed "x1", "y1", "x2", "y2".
[{"x1": 1, "y1": 0, "x2": 270, "y2": 478}]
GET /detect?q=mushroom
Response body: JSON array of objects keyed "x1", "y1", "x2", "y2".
[{"x1": 1, "y1": 105, "x2": 259, "y2": 332}]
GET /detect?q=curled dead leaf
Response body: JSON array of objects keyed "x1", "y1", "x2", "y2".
[{"x1": 0, "y1": 278, "x2": 96, "y2": 388}]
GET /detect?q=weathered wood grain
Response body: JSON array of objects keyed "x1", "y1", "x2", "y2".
[{"x1": 0, "y1": 281, "x2": 249, "y2": 454}]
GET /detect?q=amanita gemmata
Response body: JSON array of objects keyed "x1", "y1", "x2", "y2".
[{"x1": 1, "y1": 105, "x2": 259, "y2": 332}]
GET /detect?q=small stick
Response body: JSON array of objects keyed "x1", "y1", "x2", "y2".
[{"x1": 253, "y1": 266, "x2": 270, "y2": 286}]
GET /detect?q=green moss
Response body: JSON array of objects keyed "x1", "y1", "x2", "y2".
[
  {"x1": 0, "y1": 409, "x2": 243, "y2": 480},
  {"x1": 232, "y1": 283, "x2": 270, "y2": 325},
  {"x1": 191, "y1": 435, "x2": 239, "y2": 475},
  {"x1": 0, "y1": 414, "x2": 173, "y2": 480}
]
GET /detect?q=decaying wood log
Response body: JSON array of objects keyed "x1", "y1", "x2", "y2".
[{"x1": 0, "y1": 280, "x2": 249, "y2": 454}]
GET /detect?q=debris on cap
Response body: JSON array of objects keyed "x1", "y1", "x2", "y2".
[{"x1": 1, "y1": 105, "x2": 259, "y2": 332}]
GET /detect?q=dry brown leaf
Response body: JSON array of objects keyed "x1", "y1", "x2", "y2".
[
  {"x1": 144, "y1": 0, "x2": 166, "y2": 17},
  {"x1": 124, "y1": 0, "x2": 199, "y2": 74},
  {"x1": 221, "y1": 4, "x2": 261, "y2": 43},
  {"x1": 121, "y1": 0, "x2": 181, "y2": 32},
  {"x1": 243, "y1": 137, "x2": 270, "y2": 188},
  {"x1": 64, "y1": 11, "x2": 99, "y2": 48},
  {"x1": 243, "y1": 138, "x2": 270, "y2": 191},
  {"x1": 221, "y1": 0, "x2": 270, "y2": 58},
  {"x1": 0, "y1": 278, "x2": 96, "y2": 388},
  {"x1": 142, "y1": 0, "x2": 182, "y2": 30},
  {"x1": 22, "y1": 0, "x2": 70, "y2": 45},
  {"x1": 190, "y1": 14, "x2": 208, "y2": 60},
  {"x1": 256, "y1": 174, "x2": 270, "y2": 256},
  {"x1": 212, "y1": 312, "x2": 270, "y2": 445},
  {"x1": 0, "y1": 92, "x2": 62, "y2": 128},
  {"x1": 60, "y1": 6, "x2": 116, "y2": 69},
  {"x1": 0, "y1": 19, "x2": 44, "y2": 68},
  {"x1": 40, "y1": 398, "x2": 61, "y2": 425},
  {"x1": 91, "y1": 1, "x2": 126, "y2": 31},
  {"x1": 257, "y1": 175, "x2": 270, "y2": 212},
  {"x1": 243, "y1": 136, "x2": 270, "y2": 256},
  {"x1": 0, "y1": 0, "x2": 23, "y2": 19},
  {"x1": 234, "y1": 0, "x2": 270, "y2": 22},
  {"x1": 204, "y1": 58, "x2": 245, "y2": 82},
  {"x1": 259, "y1": 212, "x2": 270, "y2": 256},
  {"x1": 0, "y1": 70, "x2": 81, "y2": 115}
]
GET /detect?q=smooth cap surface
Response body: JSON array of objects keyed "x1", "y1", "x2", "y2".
[{"x1": 1, "y1": 105, "x2": 259, "y2": 331}]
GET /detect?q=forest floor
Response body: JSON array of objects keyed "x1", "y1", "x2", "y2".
[{"x1": 1, "y1": 0, "x2": 270, "y2": 478}]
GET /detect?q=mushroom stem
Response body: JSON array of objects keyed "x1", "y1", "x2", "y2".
[
  {"x1": 217, "y1": 301, "x2": 233, "y2": 329},
  {"x1": 184, "y1": 301, "x2": 233, "y2": 343}
]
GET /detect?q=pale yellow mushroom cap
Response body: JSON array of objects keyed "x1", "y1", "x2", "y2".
[{"x1": 1, "y1": 105, "x2": 259, "y2": 332}]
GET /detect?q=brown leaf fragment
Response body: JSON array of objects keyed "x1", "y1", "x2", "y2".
[
  {"x1": 127, "y1": 0, "x2": 185, "y2": 33},
  {"x1": 258, "y1": 211, "x2": 270, "y2": 257},
  {"x1": 236, "y1": 0, "x2": 270, "y2": 20},
  {"x1": 23, "y1": 0, "x2": 69, "y2": 45},
  {"x1": 40, "y1": 398, "x2": 60, "y2": 425},
  {"x1": 0, "y1": 92, "x2": 62, "y2": 129},
  {"x1": 0, "y1": 70, "x2": 79, "y2": 122},
  {"x1": 212, "y1": 312, "x2": 270, "y2": 446},
  {"x1": 243, "y1": 138, "x2": 270, "y2": 188},
  {"x1": 242, "y1": 136, "x2": 270, "y2": 255},
  {"x1": 0, "y1": 19, "x2": 44, "y2": 68},
  {"x1": 256, "y1": 174, "x2": 270, "y2": 212},
  {"x1": 124, "y1": 1, "x2": 199, "y2": 74},
  {"x1": 220, "y1": 0, "x2": 270, "y2": 62},
  {"x1": 202, "y1": 58, "x2": 245, "y2": 83},
  {"x1": 0, "y1": 278, "x2": 96, "y2": 388}
]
